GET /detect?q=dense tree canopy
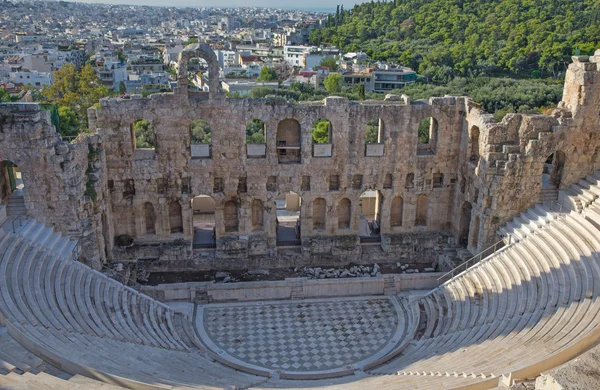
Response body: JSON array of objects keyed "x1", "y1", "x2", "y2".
[
  {"x1": 246, "y1": 119, "x2": 266, "y2": 143},
  {"x1": 312, "y1": 119, "x2": 331, "y2": 144},
  {"x1": 190, "y1": 119, "x2": 212, "y2": 144},
  {"x1": 41, "y1": 63, "x2": 110, "y2": 135},
  {"x1": 259, "y1": 67, "x2": 278, "y2": 81},
  {"x1": 324, "y1": 73, "x2": 343, "y2": 93},
  {"x1": 311, "y1": 0, "x2": 600, "y2": 80},
  {"x1": 134, "y1": 119, "x2": 155, "y2": 149}
]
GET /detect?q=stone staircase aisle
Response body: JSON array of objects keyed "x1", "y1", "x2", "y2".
[{"x1": 6, "y1": 190, "x2": 25, "y2": 217}]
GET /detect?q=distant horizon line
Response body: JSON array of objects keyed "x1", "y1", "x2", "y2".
[{"x1": 38, "y1": 0, "x2": 337, "y2": 13}]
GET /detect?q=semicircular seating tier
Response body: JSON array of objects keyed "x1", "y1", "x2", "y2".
[{"x1": 2, "y1": 172, "x2": 600, "y2": 389}]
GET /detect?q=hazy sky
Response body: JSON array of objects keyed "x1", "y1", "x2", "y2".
[{"x1": 62, "y1": 0, "x2": 367, "y2": 12}]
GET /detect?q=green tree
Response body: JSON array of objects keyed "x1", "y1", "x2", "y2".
[
  {"x1": 58, "y1": 106, "x2": 79, "y2": 137},
  {"x1": 41, "y1": 63, "x2": 110, "y2": 134},
  {"x1": 0, "y1": 88, "x2": 12, "y2": 102},
  {"x1": 312, "y1": 119, "x2": 331, "y2": 144},
  {"x1": 248, "y1": 86, "x2": 275, "y2": 98},
  {"x1": 366, "y1": 119, "x2": 380, "y2": 143},
  {"x1": 246, "y1": 119, "x2": 265, "y2": 143},
  {"x1": 324, "y1": 73, "x2": 343, "y2": 94},
  {"x1": 119, "y1": 81, "x2": 126, "y2": 95},
  {"x1": 134, "y1": 119, "x2": 155, "y2": 148},
  {"x1": 259, "y1": 67, "x2": 278, "y2": 82},
  {"x1": 318, "y1": 57, "x2": 338, "y2": 71},
  {"x1": 190, "y1": 119, "x2": 211, "y2": 144},
  {"x1": 358, "y1": 84, "x2": 366, "y2": 101}
]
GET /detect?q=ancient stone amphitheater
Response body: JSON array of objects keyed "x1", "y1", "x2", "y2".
[{"x1": 1, "y1": 46, "x2": 600, "y2": 389}]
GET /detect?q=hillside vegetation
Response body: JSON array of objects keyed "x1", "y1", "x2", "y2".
[{"x1": 310, "y1": 0, "x2": 600, "y2": 81}]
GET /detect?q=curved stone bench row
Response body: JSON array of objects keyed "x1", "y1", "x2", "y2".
[
  {"x1": 364, "y1": 212, "x2": 600, "y2": 388},
  {"x1": 0, "y1": 220, "x2": 201, "y2": 352},
  {"x1": 0, "y1": 220, "x2": 265, "y2": 389},
  {"x1": 3, "y1": 206, "x2": 600, "y2": 389}
]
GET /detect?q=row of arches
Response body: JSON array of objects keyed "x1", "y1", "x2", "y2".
[
  {"x1": 129, "y1": 117, "x2": 443, "y2": 161},
  {"x1": 140, "y1": 193, "x2": 432, "y2": 248}
]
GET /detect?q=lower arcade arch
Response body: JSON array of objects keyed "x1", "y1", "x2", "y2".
[
  {"x1": 275, "y1": 191, "x2": 301, "y2": 245},
  {"x1": 191, "y1": 194, "x2": 216, "y2": 248}
]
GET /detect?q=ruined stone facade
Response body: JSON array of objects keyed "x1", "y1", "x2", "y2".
[{"x1": 2, "y1": 45, "x2": 600, "y2": 273}]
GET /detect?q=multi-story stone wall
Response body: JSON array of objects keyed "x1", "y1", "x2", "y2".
[{"x1": 2, "y1": 45, "x2": 600, "y2": 274}]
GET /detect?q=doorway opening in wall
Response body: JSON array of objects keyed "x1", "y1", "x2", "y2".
[
  {"x1": 541, "y1": 151, "x2": 565, "y2": 203},
  {"x1": 276, "y1": 191, "x2": 301, "y2": 246},
  {"x1": 359, "y1": 190, "x2": 382, "y2": 243},
  {"x1": 2, "y1": 160, "x2": 25, "y2": 217},
  {"x1": 191, "y1": 195, "x2": 216, "y2": 249}
]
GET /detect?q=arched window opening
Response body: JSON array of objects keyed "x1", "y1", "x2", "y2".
[
  {"x1": 191, "y1": 195, "x2": 216, "y2": 248},
  {"x1": 131, "y1": 119, "x2": 155, "y2": 150},
  {"x1": 276, "y1": 191, "x2": 301, "y2": 245},
  {"x1": 144, "y1": 202, "x2": 156, "y2": 235},
  {"x1": 417, "y1": 117, "x2": 438, "y2": 155},
  {"x1": 469, "y1": 126, "x2": 480, "y2": 162},
  {"x1": 458, "y1": 201, "x2": 472, "y2": 246},
  {"x1": 190, "y1": 119, "x2": 212, "y2": 158},
  {"x1": 224, "y1": 200, "x2": 239, "y2": 233},
  {"x1": 169, "y1": 201, "x2": 183, "y2": 234},
  {"x1": 312, "y1": 118, "x2": 332, "y2": 157},
  {"x1": 187, "y1": 57, "x2": 211, "y2": 92},
  {"x1": 415, "y1": 194, "x2": 428, "y2": 226},
  {"x1": 390, "y1": 196, "x2": 404, "y2": 227},
  {"x1": 365, "y1": 118, "x2": 384, "y2": 156},
  {"x1": 276, "y1": 119, "x2": 301, "y2": 164},
  {"x1": 251, "y1": 199, "x2": 264, "y2": 230},
  {"x1": 313, "y1": 198, "x2": 326, "y2": 230},
  {"x1": 359, "y1": 190, "x2": 382, "y2": 241},
  {"x1": 246, "y1": 119, "x2": 265, "y2": 143},
  {"x1": 338, "y1": 198, "x2": 351, "y2": 229}
]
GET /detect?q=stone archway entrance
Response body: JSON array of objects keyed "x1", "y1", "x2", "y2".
[
  {"x1": 276, "y1": 191, "x2": 301, "y2": 246},
  {"x1": 191, "y1": 195, "x2": 216, "y2": 249},
  {"x1": 540, "y1": 151, "x2": 565, "y2": 203},
  {"x1": 2, "y1": 160, "x2": 25, "y2": 217},
  {"x1": 359, "y1": 189, "x2": 382, "y2": 243}
]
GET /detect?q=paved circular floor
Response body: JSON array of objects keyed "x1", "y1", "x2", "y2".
[{"x1": 196, "y1": 296, "x2": 404, "y2": 374}]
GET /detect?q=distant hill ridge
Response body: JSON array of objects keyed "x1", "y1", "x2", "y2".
[{"x1": 310, "y1": 0, "x2": 600, "y2": 79}]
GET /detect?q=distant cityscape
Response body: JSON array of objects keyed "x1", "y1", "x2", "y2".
[{"x1": 0, "y1": 0, "x2": 416, "y2": 99}]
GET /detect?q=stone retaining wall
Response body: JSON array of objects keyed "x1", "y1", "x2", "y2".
[{"x1": 140, "y1": 272, "x2": 443, "y2": 303}]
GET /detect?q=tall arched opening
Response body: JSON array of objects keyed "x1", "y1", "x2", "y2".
[
  {"x1": 191, "y1": 195, "x2": 216, "y2": 248},
  {"x1": 2, "y1": 160, "x2": 25, "y2": 217},
  {"x1": 276, "y1": 191, "x2": 301, "y2": 245},
  {"x1": 458, "y1": 201, "x2": 472, "y2": 246},
  {"x1": 169, "y1": 201, "x2": 183, "y2": 234},
  {"x1": 359, "y1": 190, "x2": 382, "y2": 242},
  {"x1": 276, "y1": 119, "x2": 301, "y2": 164},
  {"x1": 541, "y1": 151, "x2": 566, "y2": 203}
]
